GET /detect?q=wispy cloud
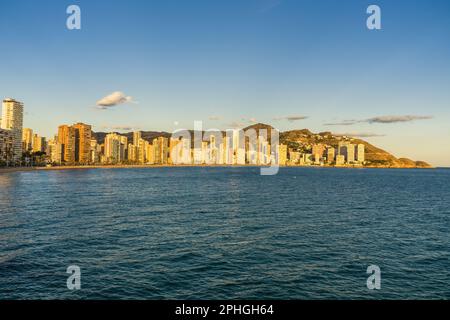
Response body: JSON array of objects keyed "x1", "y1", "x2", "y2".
[
  {"x1": 227, "y1": 121, "x2": 246, "y2": 129},
  {"x1": 209, "y1": 116, "x2": 221, "y2": 121},
  {"x1": 325, "y1": 115, "x2": 433, "y2": 126},
  {"x1": 366, "y1": 115, "x2": 433, "y2": 124},
  {"x1": 101, "y1": 125, "x2": 140, "y2": 132},
  {"x1": 241, "y1": 117, "x2": 258, "y2": 123},
  {"x1": 96, "y1": 91, "x2": 135, "y2": 109},
  {"x1": 324, "y1": 120, "x2": 359, "y2": 126},
  {"x1": 334, "y1": 132, "x2": 386, "y2": 138},
  {"x1": 274, "y1": 115, "x2": 308, "y2": 122}
]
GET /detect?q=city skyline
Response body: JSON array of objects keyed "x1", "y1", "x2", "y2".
[
  {"x1": 1, "y1": 0, "x2": 450, "y2": 166},
  {"x1": 0, "y1": 97, "x2": 439, "y2": 169}
]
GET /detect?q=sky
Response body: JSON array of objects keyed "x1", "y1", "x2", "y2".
[{"x1": 0, "y1": 0, "x2": 449, "y2": 166}]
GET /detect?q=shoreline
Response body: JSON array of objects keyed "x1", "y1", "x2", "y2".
[{"x1": 0, "y1": 164, "x2": 436, "y2": 173}]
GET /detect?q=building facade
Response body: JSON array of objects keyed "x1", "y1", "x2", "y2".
[
  {"x1": 22, "y1": 128, "x2": 33, "y2": 152},
  {"x1": 0, "y1": 128, "x2": 14, "y2": 165},
  {"x1": 73, "y1": 123, "x2": 92, "y2": 164},
  {"x1": 58, "y1": 125, "x2": 76, "y2": 163},
  {"x1": 1, "y1": 98, "x2": 24, "y2": 163}
]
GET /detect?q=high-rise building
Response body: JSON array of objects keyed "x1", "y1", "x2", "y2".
[
  {"x1": 336, "y1": 154, "x2": 345, "y2": 166},
  {"x1": 230, "y1": 129, "x2": 246, "y2": 165},
  {"x1": 208, "y1": 135, "x2": 219, "y2": 165},
  {"x1": 153, "y1": 137, "x2": 169, "y2": 164},
  {"x1": 169, "y1": 138, "x2": 181, "y2": 164},
  {"x1": 138, "y1": 139, "x2": 149, "y2": 164},
  {"x1": 1, "y1": 98, "x2": 24, "y2": 162},
  {"x1": 32, "y1": 134, "x2": 46, "y2": 153},
  {"x1": 356, "y1": 144, "x2": 365, "y2": 163},
  {"x1": 347, "y1": 144, "x2": 355, "y2": 163},
  {"x1": 277, "y1": 144, "x2": 288, "y2": 166},
  {"x1": 120, "y1": 136, "x2": 128, "y2": 161},
  {"x1": 127, "y1": 143, "x2": 138, "y2": 162},
  {"x1": 133, "y1": 131, "x2": 142, "y2": 146},
  {"x1": 47, "y1": 137, "x2": 63, "y2": 164},
  {"x1": 338, "y1": 142, "x2": 355, "y2": 164},
  {"x1": 0, "y1": 128, "x2": 14, "y2": 164},
  {"x1": 104, "y1": 133, "x2": 119, "y2": 163},
  {"x1": 22, "y1": 128, "x2": 33, "y2": 151},
  {"x1": 181, "y1": 138, "x2": 192, "y2": 164},
  {"x1": 223, "y1": 136, "x2": 232, "y2": 165},
  {"x1": 257, "y1": 136, "x2": 270, "y2": 165},
  {"x1": 326, "y1": 147, "x2": 335, "y2": 164},
  {"x1": 58, "y1": 125, "x2": 76, "y2": 163},
  {"x1": 90, "y1": 139, "x2": 100, "y2": 163},
  {"x1": 104, "y1": 133, "x2": 127, "y2": 163},
  {"x1": 146, "y1": 143, "x2": 154, "y2": 164},
  {"x1": 73, "y1": 123, "x2": 92, "y2": 164},
  {"x1": 312, "y1": 144, "x2": 326, "y2": 164}
]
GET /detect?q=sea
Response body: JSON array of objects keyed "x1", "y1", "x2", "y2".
[{"x1": 0, "y1": 167, "x2": 449, "y2": 299}]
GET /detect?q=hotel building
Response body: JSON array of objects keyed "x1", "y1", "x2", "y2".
[
  {"x1": 58, "y1": 125, "x2": 76, "y2": 163},
  {"x1": 1, "y1": 98, "x2": 24, "y2": 162},
  {"x1": 0, "y1": 128, "x2": 14, "y2": 164},
  {"x1": 22, "y1": 128, "x2": 33, "y2": 151},
  {"x1": 73, "y1": 123, "x2": 92, "y2": 164}
]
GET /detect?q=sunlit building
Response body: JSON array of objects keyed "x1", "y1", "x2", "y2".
[
  {"x1": 326, "y1": 147, "x2": 335, "y2": 164},
  {"x1": 336, "y1": 154, "x2": 345, "y2": 166},
  {"x1": 22, "y1": 128, "x2": 33, "y2": 151},
  {"x1": 312, "y1": 144, "x2": 326, "y2": 164},
  {"x1": 0, "y1": 128, "x2": 14, "y2": 164},
  {"x1": 153, "y1": 137, "x2": 169, "y2": 164},
  {"x1": 146, "y1": 143, "x2": 154, "y2": 164},
  {"x1": 47, "y1": 137, "x2": 63, "y2": 164},
  {"x1": 73, "y1": 123, "x2": 92, "y2": 164},
  {"x1": 32, "y1": 134, "x2": 46, "y2": 153},
  {"x1": 58, "y1": 125, "x2": 76, "y2": 163},
  {"x1": 277, "y1": 144, "x2": 288, "y2": 166},
  {"x1": 356, "y1": 144, "x2": 365, "y2": 163},
  {"x1": 1, "y1": 98, "x2": 24, "y2": 162},
  {"x1": 104, "y1": 133, "x2": 127, "y2": 163}
]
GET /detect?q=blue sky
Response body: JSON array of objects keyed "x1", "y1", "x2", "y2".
[{"x1": 0, "y1": 0, "x2": 449, "y2": 165}]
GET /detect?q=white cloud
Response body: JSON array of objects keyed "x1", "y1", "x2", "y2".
[{"x1": 96, "y1": 91, "x2": 135, "y2": 109}]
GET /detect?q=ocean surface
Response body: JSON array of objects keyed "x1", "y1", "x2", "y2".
[{"x1": 0, "y1": 167, "x2": 449, "y2": 300}]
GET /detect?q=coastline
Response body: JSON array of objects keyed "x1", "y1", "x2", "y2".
[{"x1": 0, "y1": 164, "x2": 435, "y2": 173}]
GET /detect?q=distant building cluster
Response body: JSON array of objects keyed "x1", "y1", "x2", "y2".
[
  {"x1": 287, "y1": 142, "x2": 365, "y2": 166},
  {"x1": 0, "y1": 98, "x2": 365, "y2": 167},
  {"x1": 49, "y1": 129, "x2": 288, "y2": 166}
]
